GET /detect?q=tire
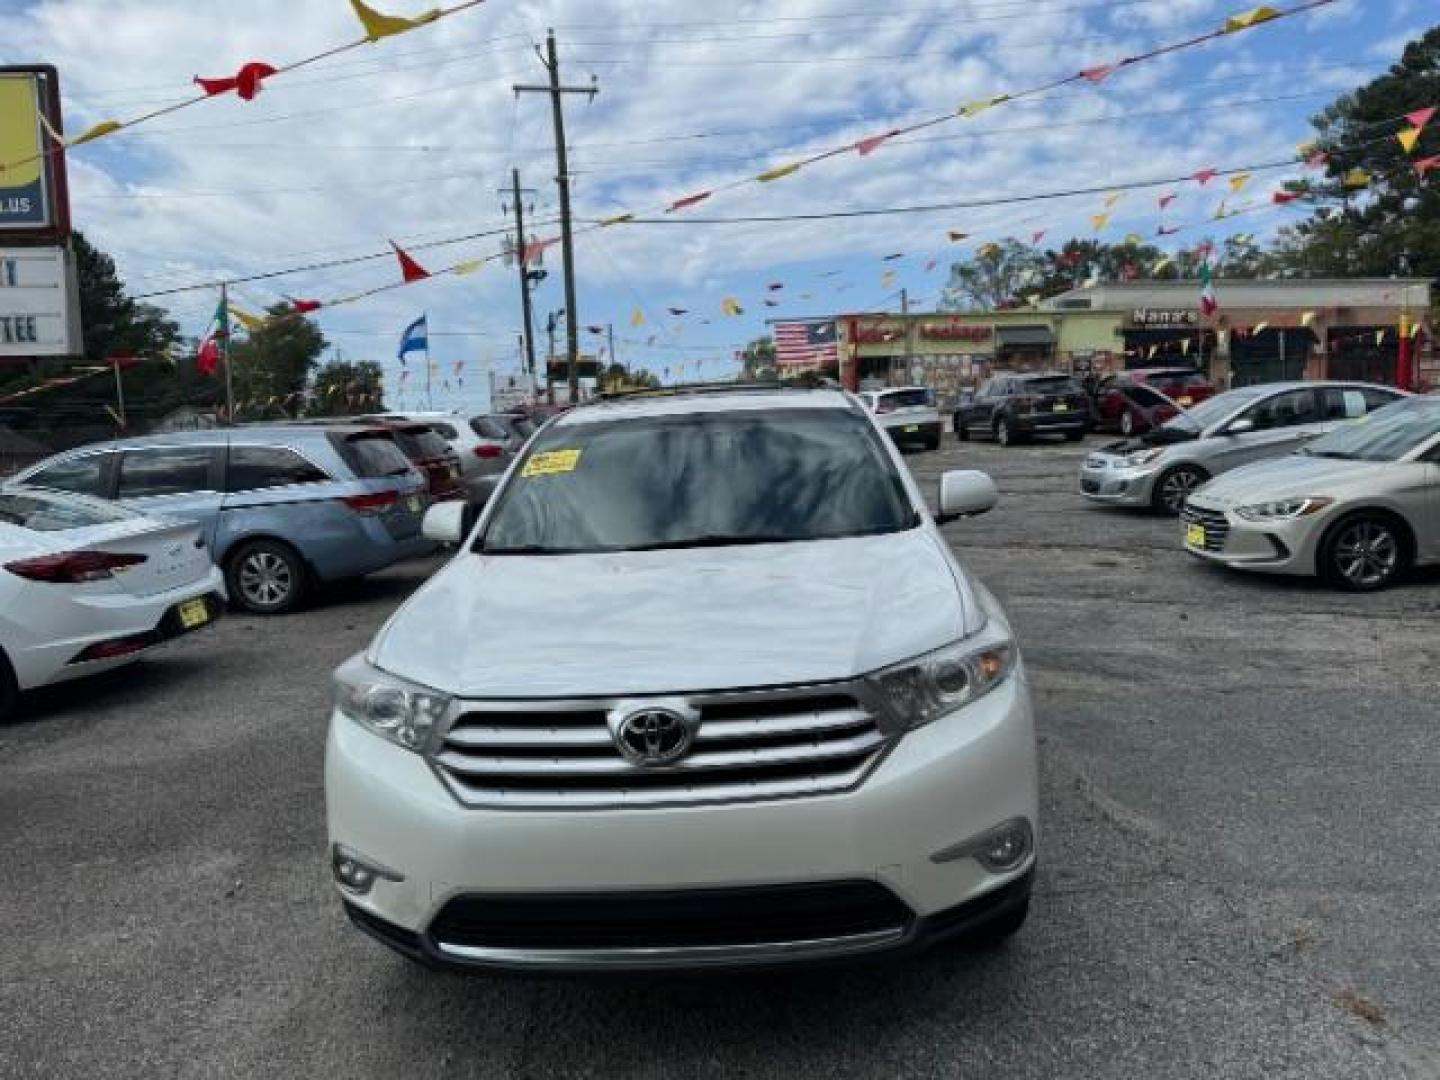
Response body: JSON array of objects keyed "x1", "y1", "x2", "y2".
[
  {"x1": 0, "y1": 651, "x2": 18, "y2": 725},
  {"x1": 995, "y1": 417, "x2": 1014, "y2": 447},
  {"x1": 1064, "y1": 429, "x2": 1085, "y2": 443},
  {"x1": 968, "y1": 896, "x2": 1030, "y2": 948},
  {"x1": 954, "y1": 417, "x2": 970, "y2": 441},
  {"x1": 226, "y1": 539, "x2": 309, "y2": 615},
  {"x1": 1151, "y1": 465, "x2": 1207, "y2": 517},
  {"x1": 925, "y1": 433, "x2": 942, "y2": 452},
  {"x1": 1120, "y1": 410, "x2": 1135, "y2": 436},
  {"x1": 1319, "y1": 514, "x2": 1408, "y2": 592}
]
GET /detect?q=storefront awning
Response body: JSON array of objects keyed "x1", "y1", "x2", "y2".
[{"x1": 995, "y1": 325, "x2": 1054, "y2": 346}]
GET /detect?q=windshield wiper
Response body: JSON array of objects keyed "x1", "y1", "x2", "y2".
[
  {"x1": 1305, "y1": 450, "x2": 1359, "y2": 460},
  {"x1": 482, "y1": 544, "x2": 587, "y2": 556}
]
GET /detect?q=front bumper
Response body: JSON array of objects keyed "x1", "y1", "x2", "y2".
[
  {"x1": 325, "y1": 668, "x2": 1038, "y2": 972},
  {"x1": 880, "y1": 419, "x2": 942, "y2": 444},
  {"x1": 1078, "y1": 456, "x2": 1160, "y2": 506},
  {"x1": 1181, "y1": 500, "x2": 1327, "y2": 576}
]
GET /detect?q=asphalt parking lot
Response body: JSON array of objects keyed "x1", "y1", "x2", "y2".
[{"x1": 4, "y1": 432, "x2": 1439, "y2": 1080}]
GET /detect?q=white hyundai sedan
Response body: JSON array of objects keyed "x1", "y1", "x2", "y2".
[
  {"x1": 0, "y1": 487, "x2": 225, "y2": 721},
  {"x1": 326, "y1": 387, "x2": 1037, "y2": 973}
]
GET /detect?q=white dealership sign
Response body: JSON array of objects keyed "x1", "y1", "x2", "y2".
[{"x1": 0, "y1": 246, "x2": 82, "y2": 358}]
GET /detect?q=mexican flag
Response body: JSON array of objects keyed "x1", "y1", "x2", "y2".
[
  {"x1": 1199, "y1": 258, "x2": 1219, "y2": 317},
  {"x1": 197, "y1": 297, "x2": 228, "y2": 376}
]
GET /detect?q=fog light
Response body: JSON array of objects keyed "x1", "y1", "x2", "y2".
[
  {"x1": 330, "y1": 844, "x2": 404, "y2": 896},
  {"x1": 930, "y1": 817, "x2": 1033, "y2": 872}
]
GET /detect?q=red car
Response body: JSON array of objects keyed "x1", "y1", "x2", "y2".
[
  {"x1": 380, "y1": 422, "x2": 466, "y2": 502},
  {"x1": 1094, "y1": 368, "x2": 1216, "y2": 435}
]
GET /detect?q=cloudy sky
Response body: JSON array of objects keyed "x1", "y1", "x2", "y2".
[{"x1": 0, "y1": 0, "x2": 1425, "y2": 409}]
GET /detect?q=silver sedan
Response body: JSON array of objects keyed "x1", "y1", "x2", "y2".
[{"x1": 1181, "y1": 396, "x2": 1440, "y2": 590}]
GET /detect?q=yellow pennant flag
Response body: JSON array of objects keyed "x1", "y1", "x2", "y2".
[
  {"x1": 1396, "y1": 127, "x2": 1422, "y2": 154},
  {"x1": 959, "y1": 94, "x2": 1009, "y2": 118},
  {"x1": 1301, "y1": 310, "x2": 1317, "y2": 328},
  {"x1": 1123, "y1": 232, "x2": 1144, "y2": 246},
  {"x1": 453, "y1": 259, "x2": 484, "y2": 275},
  {"x1": 1104, "y1": 192, "x2": 1123, "y2": 209},
  {"x1": 756, "y1": 162, "x2": 803, "y2": 183},
  {"x1": 1223, "y1": 6, "x2": 1280, "y2": 33},
  {"x1": 1343, "y1": 167, "x2": 1372, "y2": 189},
  {"x1": 630, "y1": 307, "x2": 645, "y2": 328},
  {"x1": 1228, "y1": 172, "x2": 1250, "y2": 193},
  {"x1": 230, "y1": 306, "x2": 268, "y2": 333},
  {"x1": 67, "y1": 119, "x2": 123, "y2": 147},
  {"x1": 977, "y1": 242, "x2": 1001, "y2": 259},
  {"x1": 1091, "y1": 213, "x2": 1110, "y2": 231},
  {"x1": 1253, "y1": 321, "x2": 1269, "y2": 334},
  {"x1": 1153, "y1": 257, "x2": 1174, "y2": 273},
  {"x1": 350, "y1": 0, "x2": 440, "y2": 42},
  {"x1": 721, "y1": 297, "x2": 744, "y2": 317},
  {"x1": 598, "y1": 213, "x2": 634, "y2": 227}
]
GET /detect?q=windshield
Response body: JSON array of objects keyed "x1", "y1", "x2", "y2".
[
  {"x1": 481, "y1": 407, "x2": 918, "y2": 554},
  {"x1": 1163, "y1": 385, "x2": 1268, "y2": 430},
  {"x1": 1022, "y1": 376, "x2": 1080, "y2": 396},
  {"x1": 879, "y1": 389, "x2": 935, "y2": 409},
  {"x1": 1302, "y1": 398, "x2": 1440, "y2": 462}
]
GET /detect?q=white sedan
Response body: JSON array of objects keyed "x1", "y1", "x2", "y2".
[{"x1": 0, "y1": 487, "x2": 225, "y2": 720}]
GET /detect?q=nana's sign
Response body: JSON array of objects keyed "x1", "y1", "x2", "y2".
[{"x1": 1130, "y1": 308, "x2": 1199, "y2": 327}]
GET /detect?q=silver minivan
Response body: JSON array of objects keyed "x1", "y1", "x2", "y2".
[{"x1": 1079, "y1": 381, "x2": 1408, "y2": 515}]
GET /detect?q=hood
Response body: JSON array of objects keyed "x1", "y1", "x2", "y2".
[
  {"x1": 370, "y1": 528, "x2": 971, "y2": 698},
  {"x1": 1193, "y1": 454, "x2": 1384, "y2": 507}
]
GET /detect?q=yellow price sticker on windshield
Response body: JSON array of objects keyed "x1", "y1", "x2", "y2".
[{"x1": 522, "y1": 449, "x2": 582, "y2": 478}]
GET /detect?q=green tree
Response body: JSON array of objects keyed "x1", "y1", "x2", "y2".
[
  {"x1": 72, "y1": 231, "x2": 182, "y2": 367},
  {"x1": 308, "y1": 359, "x2": 384, "y2": 417},
  {"x1": 940, "y1": 239, "x2": 1044, "y2": 309},
  {"x1": 227, "y1": 304, "x2": 328, "y2": 415},
  {"x1": 739, "y1": 337, "x2": 777, "y2": 381},
  {"x1": 1272, "y1": 26, "x2": 1440, "y2": 277}
]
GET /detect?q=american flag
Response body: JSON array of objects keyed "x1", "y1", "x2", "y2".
[{"x1": 774, "y1": 320, "x2": 839, "y2": 369}]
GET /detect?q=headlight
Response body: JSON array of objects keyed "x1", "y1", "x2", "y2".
[
  {"x1": 1125, "y1": 448, "x2": 1166, "y2": 467},
  {"x1": 1234, "y1": 497, "x2": 1334, "y2": 522},
  {"x1": 865, "y1": 628, "x2": 1016, "y2": 733},
  {"x1": 333, "y1": 653, "x2": 451, "y2": 752}
]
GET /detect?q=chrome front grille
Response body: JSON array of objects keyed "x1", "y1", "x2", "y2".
[
  {"x1": 432, "y1": 686, "x2": 891, "y2": 809},
  {"x1": 1182, "y1": 505, "x2": 1230, "y2": 552}
]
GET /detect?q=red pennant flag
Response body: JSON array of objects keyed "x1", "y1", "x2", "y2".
[
  {"x1": 1272, "y1": 191, "x2": 1300, "y2": 204},
  {"x1": 1193, "y1": 168, "x2": 1218, "y2": 186},
  {"x1": 1415, "y1": 155, "x2": 1440, "y2": 178},
  {"x1": 194, "y1": 62, "x2": 277, "y2": 101},
  {"x1": 855, "y1": 130, "x2": 900, "y2": 156},
  {"x1": 389, "y1": 240, "x2": 430, "y2": 283},
  {"x1": 522, "y1": 238, "x2": 556, "y2": 265},
  {"x1": 924, "y1": 259, "x2": 938, "y2": 272},
  {"x1": 287, "y1": 297, "x2": 322, "y2": 313},
  {"x1": 1080, "y1": 63, "x2": 1117, "y2": 83},
  {"x1": 668, "y1": 191, "x2": 712, "y2": 212},
  {"x1": 1158, "y1": 192, "x2": 1177, "y2": 209},
  {"x1": 1030, "y1": 230, "x2": 1046, "y2": 245},
  {"x1": 1406, "y1": 106, "x2": 1437, "y2": 132}
]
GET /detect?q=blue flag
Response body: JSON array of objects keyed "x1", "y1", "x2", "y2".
[{"x1": 398, "y1": 314, "x2": 427, "y2": 365}]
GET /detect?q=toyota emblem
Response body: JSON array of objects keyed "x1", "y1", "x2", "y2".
[{"x1": 612, "y1": 706, "x2": 695, "y2": 767}]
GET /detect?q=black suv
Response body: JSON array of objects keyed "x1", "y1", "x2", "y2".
[{"x1": 953, "y1": 373, "x2": 1090, "y2": 446}]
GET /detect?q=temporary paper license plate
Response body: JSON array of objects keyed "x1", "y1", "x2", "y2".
[
  {"x1": 1053, "y1": 402, "x2": 1070, "y2": 412},
  {"x1": 177, "y1": 598, "x2": 210, "y2": 630},
  {"x1": 903, "y1": 424, "x2": 920, "y2": 432},
  {"x1": 407, "y1": 495, "x2": 422, "y2": 513},
  {"x1": 1185, "y1": 523, "x2": 1206, "y2": 548}
]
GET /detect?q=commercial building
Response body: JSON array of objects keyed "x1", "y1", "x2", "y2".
[{"x1": 830, "y1": 278, "x2": 1434, "y2": 403}]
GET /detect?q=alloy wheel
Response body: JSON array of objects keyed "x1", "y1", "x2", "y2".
[
  {"x1": 1158, "y1": 468, "x2": 1202, "y2": 515},
  {"x1": 239, "y1": 551, "x2": 294, "y2": 608},
  {"x1": 1332, "y1": 520, "x2": 1399, "y2": 589}
]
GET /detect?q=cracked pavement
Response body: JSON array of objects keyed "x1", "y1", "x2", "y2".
[{"x1": 2, "y1": 432, "x2": 1438, "y2": 1078}]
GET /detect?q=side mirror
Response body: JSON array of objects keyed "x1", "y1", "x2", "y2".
[
  {"x1": 1226, "y1": 418, "x2": 1256, "y2": 435},
  {"x1": 422, "y1": 500, "x2": 468, "y2": 545},
  {"x1": 936, "y1": 470, "x2": 999, "y2": 523}
]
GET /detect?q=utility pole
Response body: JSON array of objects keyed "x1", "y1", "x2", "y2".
[
  {"x1": 606, "y1": 323, "x2": 618, "y2": 390},
  {"x1": 899, "y1": 287, "x2": 913, "y2": 387},
  {"x1": 515, "y1": 30, "x2": 597, "y2": 405},
  {"x1": 220, "y1": 281, "x2": 235, "y2": 422},
  {"x1": 500, "y1": 168, "x2": 538, "y2": 382},
  {"x1": 545, "y1": 310, "x2": 559, "y2": 404}
]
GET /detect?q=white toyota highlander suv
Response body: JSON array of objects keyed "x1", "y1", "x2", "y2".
[{"x1": 325, "y1": 387, "x2": 1038, "y2": 972}]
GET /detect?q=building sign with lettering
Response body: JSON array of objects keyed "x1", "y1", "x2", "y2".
[
  {"x1": 0, "y1": 247, "x2": 82, "y2": 358},
  {"x1": 0, "y1": 67, "x2": 70, "y2": 239},
  {"x1": 919, "y1": 321, "x2": 993, "y2": 343},
  {"x1": 1129, "y1": 308, "x2": 1200, "y2": 327}
]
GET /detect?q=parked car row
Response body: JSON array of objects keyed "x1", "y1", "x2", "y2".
[{"x1": 0, "y1": 409, "x2": 544, "y2": 721}]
